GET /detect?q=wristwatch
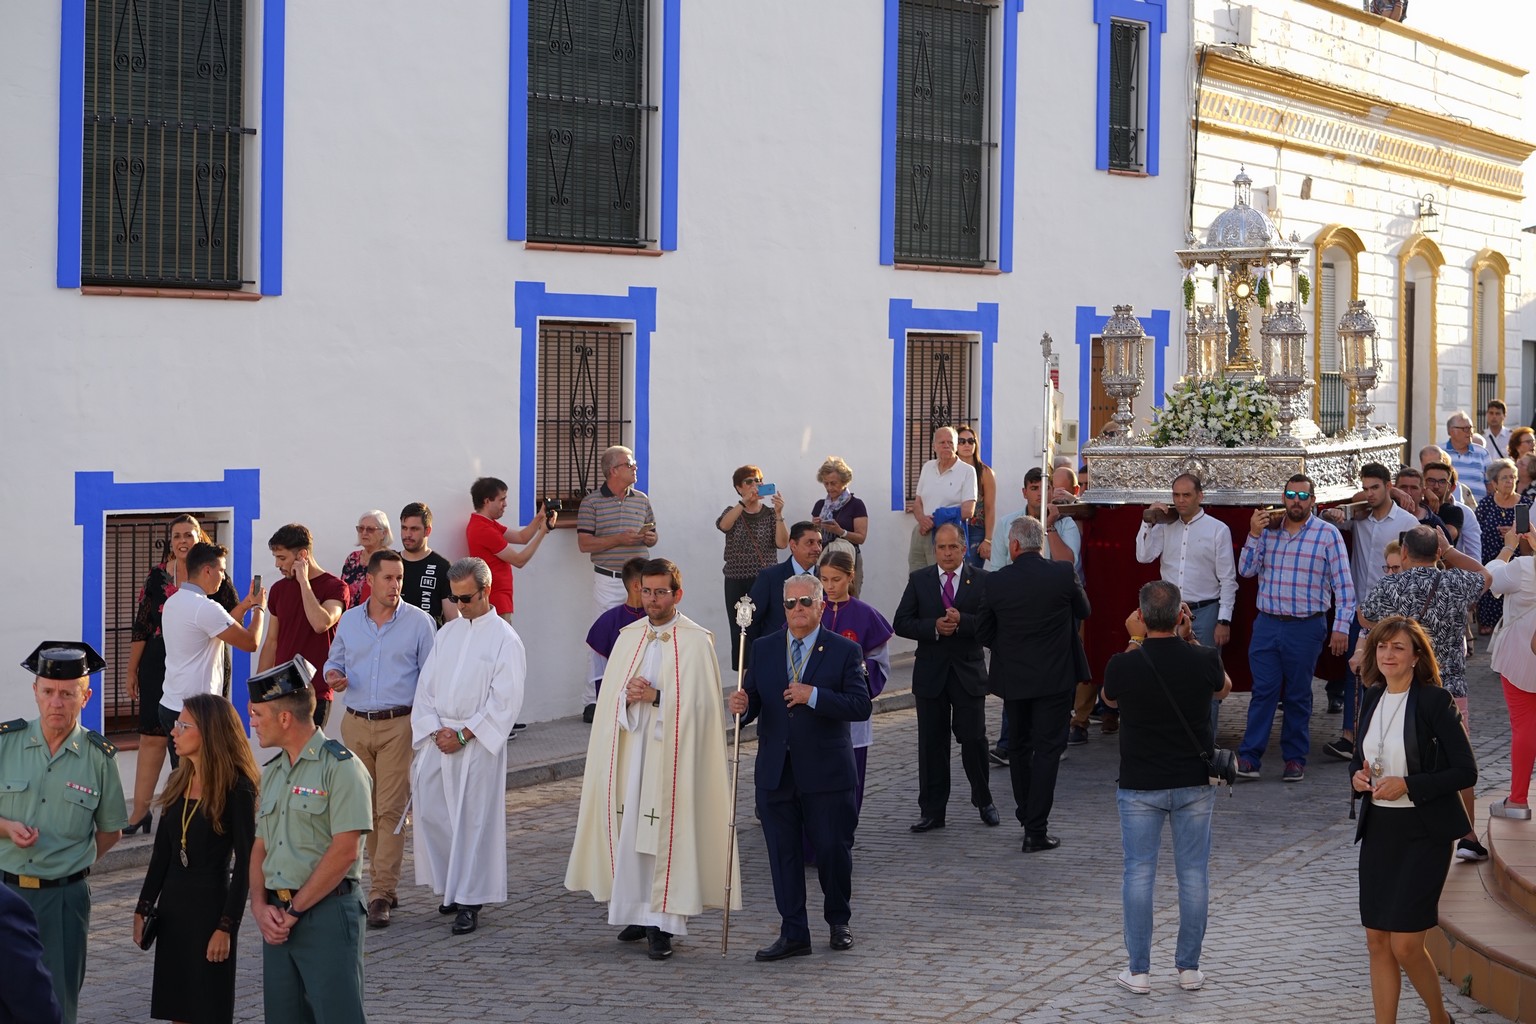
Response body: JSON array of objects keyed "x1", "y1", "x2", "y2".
[
  {"x1": 281, "y1": 900, "x2": 306, "y2": 921},
  {"x1": 651, "y1": 688, "x2": 661, "y2": 707},
  {"x1": 1217, "y1": 619, "x2": 1231, "y2": 626}
]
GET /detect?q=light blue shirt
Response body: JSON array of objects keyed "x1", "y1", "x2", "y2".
[
  {"x1": 988, "y1": 506, "x2": 1081, "y2": 578},
  {"x1": 323, "y1": 601, "x2": 436, "y2": 711},
  {"x1": 787, "y1": 625, "x2": 822, "y2": 709}
]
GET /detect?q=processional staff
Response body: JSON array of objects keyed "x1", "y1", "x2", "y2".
[
  {"x1": 722, "y1": 593, "x2": 755, "y2": 955},
  {"x1": 1040, "y1": 332, "x2": 1056, "y2": 537}
]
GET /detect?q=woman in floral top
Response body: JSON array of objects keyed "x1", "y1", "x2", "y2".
[
  {"x1": 716, "y1": 465, "x2": 788, "y2": 669},
  {"x1": 1478, "y1": 459, "x2": 1527, "y2": 632},
  {"x1": 341, "y1": 509, "x2": 394, "y2": 605},
  {"x1": 125, "y1": 514, "x2": 238, "y2": 834}
]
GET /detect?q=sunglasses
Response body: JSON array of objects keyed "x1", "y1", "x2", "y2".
[
  {"x1": 782, "y1": 596, "x2": 817, "y2": 609},
  {"x1": 742, "y1": 478, "x2": 762, "y2": 486},
  {"x1": 957, "y1": 437, "x2": 976, "y2": 446},
  {"x1": 446, "y1": 588, "x2": 484, "y2": 605},
  {"x1": 1283, "y1": 489, "x2": 1312, "y2": 501},
  {"x1": 356, "y1": 525, "x2": 381, "y2": 533}
]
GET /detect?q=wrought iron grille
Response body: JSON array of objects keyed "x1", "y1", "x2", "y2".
[
  {"x1": 1318, "y1": 372, "x2": 1347, "y2": 437},
  {"x1": 904, "y1": 333, "x2": 977, "y2": 501},
  {"x1": 1477, "y1": 373, "x2": 1499, "y2": 431},
  {"x1": 103, "y1": 512, "x2": 228, "y2": 732},
  {"x1": 1107, "y1": 20, "x2": 1143, "y2": 171},
  {"x1": 528, "y1": 0, "x2": 654, "y2": 246},
  {"x1": 82, "y1": 0, "x2": 250, "y2": 289},
  {"x1": 895, "y1": 0, "x2": 994, "y2": 268},
  {"x1": 537, "y1": 322, "x2": 632, "y2": 510}
]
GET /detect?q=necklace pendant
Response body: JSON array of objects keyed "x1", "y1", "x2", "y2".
[
  {"x1": 179, "y1": 848, "x2": 189, "y2": 868},
  {"x1": 1370, "y1": 758, "x2": 1384, "y2": 780}
]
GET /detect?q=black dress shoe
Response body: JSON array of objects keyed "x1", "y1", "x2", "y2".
[
  {"x1": 909, "y1": 816, "x2": 946, "y2": 833},
  {"x1": 755, "y1": 936, "x2": 813, "y2": 961},
  {"x1": 583, "y1": 703, "x2": 596, "y2": 724},
  {"x1": 451, "y1": 906, "x2": 480, "y2": 935},
  {"x1": 617, "y1": 924, "x2": 647, "y2": 942},
  {"x1": 1327, "y1": 697, "x2": 1345, "y2": 714},
  {"x1": 979, "y1": 804, "x2": 1000, "y2": 827},
  {"x1": 829, "y1": 925, "x2": 853, "y2": 951},
  {"x1": 645, "y1": 926, "x2": 673, "y2": 960},
  {"x1": 438, "y1": 903, "x2": 458, "y2": 915},
  {"x1": 1022, "y1": 834, "x2": 1061, "y2": 853}
]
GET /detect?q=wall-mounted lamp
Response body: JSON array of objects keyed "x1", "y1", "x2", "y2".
[{"x1": 1417, "y1": 194, "x2": 1439, "y2": 234}]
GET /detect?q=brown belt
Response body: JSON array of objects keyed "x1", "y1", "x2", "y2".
[
  {"x1": 345, "y1": 705, "x2": 412, "y2": 721},
  {"x1": 4, "y1": 869, "x2": 89, "y2": 889}
]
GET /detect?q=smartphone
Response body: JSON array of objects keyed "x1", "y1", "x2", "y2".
[
  {"x1": 757, "y1": 483, "x2": 777, "y2": 497},
  {"x1": 1398, "y1": 531, "x2": 1409, "y2": 548},
  {"x1": 252, "y1": 574, "x2": 262, "y2": 590},
  {"x1": 1518, "y1": 505, "x2": 1531, "y2": 534}
]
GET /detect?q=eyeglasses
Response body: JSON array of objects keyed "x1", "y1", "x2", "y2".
[
  {"x1": 957, "y1": 437, "x2": 976, "y2": 446},
  {"x1": 173, "y1": 720, "x2": 196, "y2": 732},
  {"x1": 1283, "y1": 489, "x2": 1312, "y2": 501},
  {"x1": 446, "y1": 588, "x2": 484, "y2": 605},
  {"x1": 356, "y1": 525, "x2": 380, "y2": 534},
  {"x1": 1450, "y1": 424, "x2": 1473, "y2": 432},
  {"x1": 1383, "y1": 564, "x2": 1404, "y2": 574},
  {"x1": 782, "y1": 596, "x2": 817, "y2": 609},
  {"x1": 640, "y1": 587, "x2": 673, "y2": 597}
]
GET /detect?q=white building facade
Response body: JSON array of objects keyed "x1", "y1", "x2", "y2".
[{"x1": 0, "y1": 0, "x2": 1193, "y2": 728}]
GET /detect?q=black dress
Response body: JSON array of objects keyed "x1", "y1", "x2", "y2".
[{"x1": 137, "y1": 780, "x2": 256, "y2": 1024}]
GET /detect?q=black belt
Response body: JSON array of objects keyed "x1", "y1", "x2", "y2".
[
  {"x1": 4, "y1": 869, "x2": 89, "y2": 889},
  {"x1": 1186, "y1": 598, "x2": 1219, "y2": 611},
  {"x1": 266, "y1": 879, "x2": 356, "y2": 905},
  {"x1": 593, "y1": 565, "x2": 623, "y2": 578},
  {"x1": 346, "y1": 705, "x2": 412, "y2": 721},
  {"x1": 1263, "y1": 611, "x2": 1324, "y2": 622}
]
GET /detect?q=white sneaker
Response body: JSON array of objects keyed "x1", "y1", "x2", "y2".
[
  {"x1": 1116, "y1": 969, "x2": 1151, "y2": 994},
  {"x1": 1178, "y1": 969, "x2": 1206, "y2": 991}
]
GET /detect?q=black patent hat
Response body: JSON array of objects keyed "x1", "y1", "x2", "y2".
[
  {"x1": 247, "y1": 656, "x2": 315, "y2": 704},
  {"x1": 21, "y1": 642, "x2": 107, "y2": 680}
]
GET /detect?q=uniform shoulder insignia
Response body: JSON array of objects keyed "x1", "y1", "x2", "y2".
[
  {"x1": 85, "y1": 730, "x2": 118, "y2": 758},
  {"x1": 0, "y1": 718, "x2": 26, "y2": 737},
  {"x1": 322, "y1": 738, "x2": 354, "y2": 761}
]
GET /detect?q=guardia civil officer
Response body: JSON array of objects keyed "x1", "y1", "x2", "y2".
[
  {"x1": 0, "y1": 642, "x2": 127, "y2": 1024},
  {"x1": 247, "y1": 657, "x2": 373, "y2": 1023}
]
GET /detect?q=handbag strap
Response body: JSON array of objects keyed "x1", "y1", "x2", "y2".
[
  {"x1": 1415, "y1": 574, "x2": 1442, "y2": 620},
  {"x1": 1137, "y1": 645, "x2": 1214, "y2": 768}
]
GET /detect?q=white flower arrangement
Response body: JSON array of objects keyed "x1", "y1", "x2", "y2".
[{"x1": 1148, "y1": 377, "x2": 1280, "y2": 448}]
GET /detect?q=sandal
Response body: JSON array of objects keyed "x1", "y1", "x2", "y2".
[{"x1": 1490, "y1": 799, "x2": 1532, "y2": 820}]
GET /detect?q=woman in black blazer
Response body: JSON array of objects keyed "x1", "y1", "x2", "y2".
[{"x1": 1350, "y1": 616, "x2": 1475, "y2": 1024}]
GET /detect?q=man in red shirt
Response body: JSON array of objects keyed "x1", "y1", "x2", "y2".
[
  {"x1": 465, "y1": 477, "x2": 556, "y2": 622},
  {"x1": 256, "y1": 523, "x2": 350, "y2": 726}
]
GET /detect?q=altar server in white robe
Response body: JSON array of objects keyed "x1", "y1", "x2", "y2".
[
  {"x1": 566, "y1": 558, "x2": 740, "y2": 961},
  {"x1": 411, "y1": 557, "x2": 525, "y2": 937}
]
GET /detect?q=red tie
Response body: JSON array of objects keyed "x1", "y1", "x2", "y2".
[{"x1": 942, "y1": 572, "x2": 956, "y2": 609}]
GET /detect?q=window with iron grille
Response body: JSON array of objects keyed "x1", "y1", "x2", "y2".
[
  {"x1": 81, "y1": 0, "x2": 250, "y2": 289},
  {"x1": 895, "y1": 0, "x2": 994, "y2": 268},
  {"x1": 1317, "y1": 262, "x2": 1346, "y2": 436},
  {"x1": 904, "y1": 333, "x2": 977, "y2": 501},
  {"x1": 1107, "y1": 20, "x2": 1143, "y2": 172},
  {"x1": 528, "y1": 0, "x2": 653, "y2": 247},
  {"x1": 537, "y1": 321, "x2": 632, "y2": 511}
]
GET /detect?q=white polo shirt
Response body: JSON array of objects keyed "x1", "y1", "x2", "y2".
[
  {"x1": 160, "y1": 582, "x2": 237, "y2": 712},
  {"x1": 915, "y1": 458, "x2": 978, "y2": 514}
]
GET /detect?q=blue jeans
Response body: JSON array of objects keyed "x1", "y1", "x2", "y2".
[
  {"x1": 1187, "y1": 602, "x2": 1222, "y2": 738},
  {"x1": 1340, "y1": 618, "x2": 1363, "y2": 733},
  {"x1": 1240, "y1": 612, "x2": 1327, "y2": 767},
  {"x1": 1118, "y1": 785, "x2": 1216, "y2": 974}
]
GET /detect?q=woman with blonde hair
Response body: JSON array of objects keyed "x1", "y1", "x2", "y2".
[
  {"x1": 135, "y1": 693, "x2": 259, "y2": 1024},
  {"x1": 125, "y1": 514, "x2": 238, "y2": 835},
  {"x1": 811, "y1": 456, "x2": 869, "y2": 596},
  {"x1": 341, "y1": 509, "x2": 394, "y2": 605},
  {"x1": 1349, "y1": 616, "x2": 1475, "y2": 1024}
]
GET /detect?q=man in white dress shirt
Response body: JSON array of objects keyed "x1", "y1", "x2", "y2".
[
  {"x1": 1134, "y1": 474, "x2": 1236, "y2": 733},
  {"x1": 1484, "y1": 399, "x2": 1511, "y2": 459}
]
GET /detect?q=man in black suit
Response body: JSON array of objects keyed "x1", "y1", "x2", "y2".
[
  {"x1": 979, "y1": 515, "x2": 1091, "y2": 852},
  {"x1": 744, "y1": 522, "x2": 824, "y2": 660},
  {"x1": 729, "y1": 574, "x2": 871, "y2": 961},
  {"x1": 894, "y1": 522, "x2": 997, "y2": 832}
]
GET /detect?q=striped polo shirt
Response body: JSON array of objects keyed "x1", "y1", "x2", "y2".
[{"x1": 577, "y1": 483, "x2": 655, "y2": 572}]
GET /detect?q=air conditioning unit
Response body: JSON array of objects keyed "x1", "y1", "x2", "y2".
[{"x1": 1214, "y1": 6, "x2": 1254, "y2": 47}]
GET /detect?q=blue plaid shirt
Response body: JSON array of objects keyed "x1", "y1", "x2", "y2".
[{"x1": 1238, "y1": 515, "x2": 1355, "y2": 626}]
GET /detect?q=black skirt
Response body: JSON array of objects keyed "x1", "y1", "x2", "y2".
[
  {"x1": 138, "y1": 637, "x2": 169, "y2": 736},
  {"x1": 1358, "y1": 804, "x2": 1454, "y2": 932}
]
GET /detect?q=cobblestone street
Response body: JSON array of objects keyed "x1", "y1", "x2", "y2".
[{"x1": 78, "y1": 657, "x2": 1512, "y2": 1024}]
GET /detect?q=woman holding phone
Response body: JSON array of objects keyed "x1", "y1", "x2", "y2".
[
  {"x1": 1349, "y1": 616, "x2": 1474, "y2": 1024},
  {"x1": 717, "y1": 465, "x2": 788, "y2": 668},
  {"x1": 1476, "y1": 459, "x2": 1525, "y2": 633}
]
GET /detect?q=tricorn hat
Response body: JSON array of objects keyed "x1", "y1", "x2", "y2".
[
  {"x1": 247, "y1": 656, "x2": 315, "y2": 704},
  {"x1": 22, "y1": 642, "x2": 107, "y2": 680}
]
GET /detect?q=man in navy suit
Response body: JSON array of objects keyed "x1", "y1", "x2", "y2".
[
  {"x1": 894, "y1": 523, "x2": 997, "y2": 832},
  {"x1": 729, "y1": 574, "x2": 870, "y2": 961},
  {"x1": 743, "y1": 522, "x2": 823, "y2": 661},
  {"x1": 0, "y1": 883, "x2": 63, "y2": 1024}
]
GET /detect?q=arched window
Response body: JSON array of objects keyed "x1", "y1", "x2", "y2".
[
  {"x1": 1398, "y1": 234, "x2": 1446, "y2": 449},
  {"x1": 1471, "y1": 248, "x2": 1511, "y2": 432},
  {"x1": 1312, "y1": 226, "x2": 1366, "y2": 436}
]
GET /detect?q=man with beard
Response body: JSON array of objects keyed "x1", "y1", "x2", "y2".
[
  {"x1": 398, "y1": 502, "x2": 459, "y2": 626},
  {"x1": 566, "y1": 559, "x2": 739, "y2": 961}
]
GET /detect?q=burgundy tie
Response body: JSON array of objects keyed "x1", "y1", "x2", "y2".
[{"x1": 942, "y1": 572, "x2": 956, "y2": 609}]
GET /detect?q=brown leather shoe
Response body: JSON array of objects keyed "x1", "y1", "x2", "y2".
[{"x1": 366, "y1": 898, "x2": 391, "y2": 929}]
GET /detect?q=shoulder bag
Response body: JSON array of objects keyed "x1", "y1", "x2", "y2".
[{"x1": 1137, "y1": 647, "x2": 1236, "y2": 788}]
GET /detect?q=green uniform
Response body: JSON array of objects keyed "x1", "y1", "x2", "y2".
[
  {"x1": 257, "y1": 728, "x2": 373, "y2": 1023},
  {"x1": 0, "y1": 718, "x2": 127, "y2": 1024}
]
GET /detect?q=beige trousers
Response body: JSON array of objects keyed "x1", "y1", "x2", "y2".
[{"x1": 339, "y1": 711, "x2": 414, "y2": 902}]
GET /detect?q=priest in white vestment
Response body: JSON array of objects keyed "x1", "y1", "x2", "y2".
[
  {"x1": 566, "y1": 558, "x2": 740, "y2": 961},
  {"x1": 411, "y1": 557, "x2": 525, "y2": 936}
]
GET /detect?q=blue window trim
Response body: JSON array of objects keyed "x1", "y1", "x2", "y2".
[
  {"x1": 1093, "y1": 0, "x2": 1165, "y2": 176},
  {"x1": 880, "y1": 0, "x2": 1023, "y2": 270},
  {"x1": 507, "y1": 0, "x2": 680, "y2": 250},
  {"x1": 888, "y1": 299, "x2": 998, "y2": 512},
  {"x1": 1073, "y1": 305, "x2": 1171, "y2": 444},
  {"x1": 56, "y1": 0, "x2": 285, "y2": 293},
  {"x1": 513, "y1": 282, "x2": 657, "y2": 522},
  {"x1": 74, "y1": 470, "x2": 262, "y2": 731}
]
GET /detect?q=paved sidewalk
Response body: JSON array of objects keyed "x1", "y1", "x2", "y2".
[{"x1": 80, "y1": 651, "x2": 1510, "y2": 1023}]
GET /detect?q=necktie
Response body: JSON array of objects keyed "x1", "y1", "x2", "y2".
[
  {"x1": 791, "y1": 637, "x2": 805, "y2": 683},
  {"x1": 942, "y1": 572, "x2": 956, "y2": 609}
]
